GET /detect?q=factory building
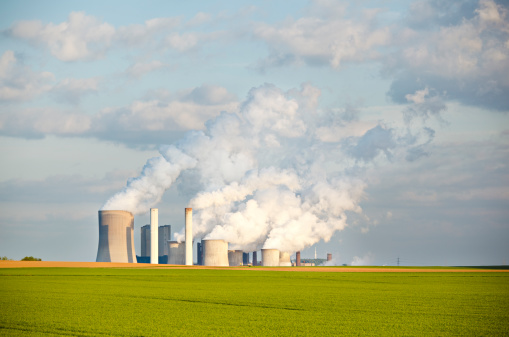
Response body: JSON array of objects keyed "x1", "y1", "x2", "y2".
[
  {"x1": 96, "y1": 210, "x2": 137, "y2": 263},
  {"x1": 159, "y1": 225, "x2": 171, "y2": 256},
  {"x1": 242, "y1": 252, "x2": 250, "y2": 265},
  {"x1": 197, "y1": 242, "x2": 204, "y2": 265},
  {"x1": 140, "y1": 225, "x2": 150, "y2": 257}
]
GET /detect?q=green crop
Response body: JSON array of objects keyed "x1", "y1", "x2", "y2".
[{"x1": 0, "y1": 268, "x2": 508, "y2": 336}]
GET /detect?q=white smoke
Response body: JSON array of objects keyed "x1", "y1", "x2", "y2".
[
  {"x1": 101, "y1": 145, "x2": 197, "y2": 214},
  {"x1": 350, "y1": 252, "x2": 375, "y2": 266},
  {"x1": 102, "y1": 83, "x2": 426, "y2": 253}
]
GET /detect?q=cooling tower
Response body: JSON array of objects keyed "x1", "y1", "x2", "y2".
[
  {"x1": 167, "y1": 241, "x2": 186, "y2": 265},
  {"x1": 242, "y1": 252, "x2": 250, "y2": 265},
  {"x1": 261, "y1": 249, "x2": 279, "y2": 266},
  {"x1": 150, "y1": 208, "x2": 158, "y2": 264},
  {"x1": 202, "y1": 239, "x2": 228, "y2": 266},
  {"x1": 279, "y1": 251, "x2": 292, "y2": 267},
  {"x1": 296, "y1": 251, "x2": 301, "y2": 266},
  {"x1": 252, "y1": 251, "x2": 258, "y2": 266},
  {"x1": 96, "y1": 210, "x2": 136, "y2": 263},
  {"x1": 185, "y1": 208, "x2": 193, "y2": 265},
  {"x1": 228, "y1": 250, "x2": 243, "y2": 266}
]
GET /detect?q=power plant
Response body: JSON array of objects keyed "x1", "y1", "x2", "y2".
[
  {"x1": 96, "y1": 210, "x2": 136, "y2": 263},
  {"x1": 97, "y1": 207, "x2": 333, "y2": 266}
]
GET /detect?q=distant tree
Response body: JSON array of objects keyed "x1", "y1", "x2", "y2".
[
  {"x1": 21, "y1": 256, "x2": 42, "y2": 261},
  {"x1": 1, "y1": 256, "x2": 12, "y2": 260}
]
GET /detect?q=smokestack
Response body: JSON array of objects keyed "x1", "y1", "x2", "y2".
[
  {"x1": 185, "y1": 208, "x2": 193, "y2": 265},
  {"x1": 96, "y1": 210, "x2": 136, "y2": 263},
  {"x1": 252, "y1": 251, "x2": 257, "y2": 266},
  {"x1": 296, "y1": 251, "x2": 301, "y2": 266},
  {"x1": 150, "y1": 208, "x2": 158, "y2": 264},
  {"x1": 327, "y1": 253, "x2": 332, "y2": 261}
]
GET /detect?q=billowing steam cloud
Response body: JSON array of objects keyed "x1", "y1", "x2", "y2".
[{"x1": 102, "y1": 83, "x2": 432, "y2": 253}]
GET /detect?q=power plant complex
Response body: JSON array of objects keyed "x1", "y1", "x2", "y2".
[{"x1": 96, "y1": 208, "x2": 330, "y2": 266}]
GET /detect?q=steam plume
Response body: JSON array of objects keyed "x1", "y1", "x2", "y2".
[{"x1": 102, "y1": 83, "x2": 427, "y2": 253}]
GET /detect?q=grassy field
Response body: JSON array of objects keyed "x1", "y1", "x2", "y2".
[{"x1": 0, "y1": 267, "x2": 508, "y2": 336}]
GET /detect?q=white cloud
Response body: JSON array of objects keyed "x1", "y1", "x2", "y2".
[
  {"x1": 0, "y1": 108, "x2": 91, "y2": 138},
  {"x1": 94, "y1": 84, "x2": 238, "y2": 133},
  {"x1": 51, "y1": 77, "x2": 100, "y2": 104},
  {"x1": 125, "y1": 60, "x2": 168, "y2": 78},
  {"x1": 0, "y1": 84, "x2": 238, "y2": 145},
  {"x1": 0, "y1": 50, "x2": 54, "y2": 101},
  {"x1": 386, "y1": 0, "x2": 509, "y2": 110},
  {"x1": 253, "y1": 4, "x2": 390, "y2": 69},
  {"x1": 116, "y1": 17, "x2": 180, "y2": 46},
  {"x1": 9, "y1": 12, "x2": 115, "y2": 61}
]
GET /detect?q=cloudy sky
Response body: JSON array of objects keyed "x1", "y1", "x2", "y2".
[{"x1": 0, "y1": 0, "x2": 507, "y2": 266}]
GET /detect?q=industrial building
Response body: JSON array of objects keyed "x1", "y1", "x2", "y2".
[{"x1": 98, "y1": 207, "x2": 331, "y2": 267}]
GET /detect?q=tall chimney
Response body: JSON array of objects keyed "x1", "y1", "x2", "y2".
[
  {"x1": 150, "y1": 208, "x2": 158, "y2": 264},
  {"x1": 327, "y1": 253, "x2": 332, "y2": 261},
  {"x1": 296, "y1": 251, "x2": 301, "y2": 266},
  {"x1": 252, "y1": 251, "x2": 257, "y2": 266},
  {"x1": 185, "y1": 208, "x2": 193, "y2": 265}
]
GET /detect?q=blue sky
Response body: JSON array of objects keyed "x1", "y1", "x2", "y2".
[{"x1": 0, "y1": 0, "x2": 508, "y2": 265}]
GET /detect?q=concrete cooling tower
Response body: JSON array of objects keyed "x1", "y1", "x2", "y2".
[
  {"x1": 279, "y1": 251, "x2": 292, "y2": 267},
  {"x1": 96, "y1": 210, "x2": 136, "y2": 263},
  {"x1": 228, "y1": 250, "x2": 243, "y2": 266},
  {"x1": 262, "y1": 249, "x2": 280, "y2": 266},
  {"x1": 202, "y1": 239, "x2": 229, "y2": 266},
  {"x1": 167, "y1": 241, "x2": 186, "y2": 265}
]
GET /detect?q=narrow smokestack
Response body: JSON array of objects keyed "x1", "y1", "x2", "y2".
[
  {"x1": 253, "y1": 251, "x2": 257, "y2": 266},
  {"x1": 327, "y1": 253, "x2": 332, "y2": 261},
  {"x1": 185, "y1": 208, "x2": 193, "y2": 265},
  {"x1": 150, "y1": 208, "x2": 158, "y2": 264},
  {"x1": 296, "y1": 251, "x2": 301, "y2": 266}
]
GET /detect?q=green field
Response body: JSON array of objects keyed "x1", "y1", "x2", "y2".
[{"x1": 1, "y1": 268, "x2": 508, "y2": 336}]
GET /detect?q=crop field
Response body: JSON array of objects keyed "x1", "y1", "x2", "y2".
[{"x1": 1, "y1": 267, "x2": 508, "y2": 336}]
